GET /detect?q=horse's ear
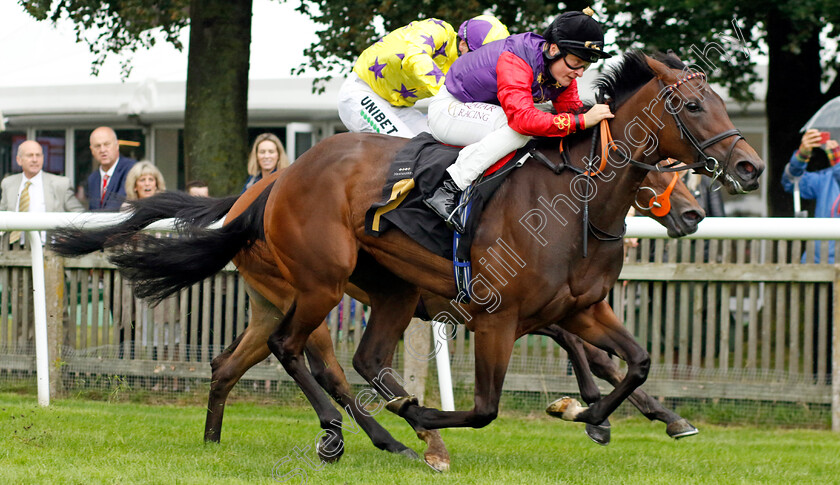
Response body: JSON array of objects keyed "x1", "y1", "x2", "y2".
[
  {"x1": 645, "y1": 55, "x2": 678, "y2": 84},
  {"x1": 666, "y1": 49, "x2": 682, "y2": 62}
]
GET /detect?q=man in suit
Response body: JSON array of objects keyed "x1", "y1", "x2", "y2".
[
  {"x1": 87, "y1": 126, "x2": 136, "y2": 211},
  {"x1": 1, "y1": 140, "x2": 84, "y2": 244}
]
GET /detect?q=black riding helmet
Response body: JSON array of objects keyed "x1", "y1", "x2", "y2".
[{"x1": 543, "y1": 8, "x2": 613, "y2": 63}]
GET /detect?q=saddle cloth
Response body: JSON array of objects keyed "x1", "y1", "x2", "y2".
[{"x1": 364, "y1": 132, "x2": 524, "y2": 261}]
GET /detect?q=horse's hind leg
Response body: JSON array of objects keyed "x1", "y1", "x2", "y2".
[
  {"x1": 266, "y1": 289, "x2": 353, "y2": 463},
  {"x1": 205, "y1": 285, "x2": 276, "y2": 442},
  {"x1": 304, "y1": 321, "x2": 418, "y2": 459},
  {"x1": 581, "y1": 338, "x2": 698, "y2": 439}
]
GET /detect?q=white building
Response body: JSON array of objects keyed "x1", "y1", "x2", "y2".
[
  {"x1": 0, "y1": 76, "x2": 346, "y2": 196},
  {"x1": 0, "y1": 68, "x2": 769, "y2": 214}
]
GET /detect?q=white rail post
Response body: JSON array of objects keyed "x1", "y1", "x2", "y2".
[
  {"x1": 432, "y1": 320, "x2": 454, "y2": 411},
  {"x1": 28, "y1": 230, "x2": 50, "y2": 406},
  {"x1": 833, "y1": 268, "x2": 840, "y2": 432}
]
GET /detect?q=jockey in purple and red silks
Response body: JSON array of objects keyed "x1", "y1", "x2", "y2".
[{"x1": 424, "y1": 9, "x2": 615, "y2": 233}]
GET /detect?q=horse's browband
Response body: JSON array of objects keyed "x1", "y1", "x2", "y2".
[{"x1": 664, "y1": 72, "x2": 706, "y2": 93}]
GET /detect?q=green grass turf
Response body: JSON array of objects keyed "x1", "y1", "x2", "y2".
[{"x1": 1, "y1": 392, "x2": 839, "y2": 484}]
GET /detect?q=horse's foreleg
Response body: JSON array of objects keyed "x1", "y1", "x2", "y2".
[
  {"x1": 533, "y1": 323, "x2": 611, "y2": 445},
  {"x1": 535, "y1": 324, "x2": 603, "y2": 405},
  {"x1": 551, "y1": 302, "x2": 650, "y2": 426},
  {"x1": 304, "y1": 321, "x2": 418, "y2": 459},
  {"x1": 395, "y1": 312, "x2": 517, "y2": 432},
  {"x1": 581, "y1": 338, "x2": 698, "y2": 438},
  {"x1": 351, "y1": 285, "x2": 450, "y2": 471}
]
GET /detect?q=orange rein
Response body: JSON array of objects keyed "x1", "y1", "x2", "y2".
[{"x1": 557, "y1": 118, "x2": 615, "y2": 176}]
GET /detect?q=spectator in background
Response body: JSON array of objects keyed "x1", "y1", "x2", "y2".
[
  {"x1": 186, "y1": 180, "x2": 210, "y2": 197},
  {"x1": 1, "y1": 140, "x2": 84, "y2": 245},
  {"x1": 88, "y1": 126, "x2": 136, "y2": 211},
  {"x1": 124, "y1": 161, "x2": 166, "y2": 203},
  {"x1": 782, "y1": 129, "x2": 840, "y2": 263},
  {"x1": 242, "y1": 133, "x2": 290, "y2": 193}
]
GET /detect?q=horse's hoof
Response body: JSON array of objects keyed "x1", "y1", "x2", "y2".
[
  {"x1": 423, "y1": 453, "x2": 450, "y2": 472},
  {"x1": 316, "y1": 436, "x2": 344, "y2": 463},
  {"x1": 585, "y1": 420, "x2": 611, "y2": 446},
  {"x1": 416, "y1": 429, "x2": 449, "y2": 472},
  {"x1": 546, "y1": 397, "x2": 587, "y2": 421},
  {"x1": 397, "y1": 447, "x2": 420, "y2": 460},
  {"x1": 666, "y1": 418, "x2": 699, "y2": 439}
]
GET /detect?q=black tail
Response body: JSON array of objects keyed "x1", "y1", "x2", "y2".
[
  {"x1": 109, "y1": 186, "x2": 272, "y2": 305},
  {"x1": 131, "y1": 191, "x2": 239, "y2": 230},
  {"x1": 50, "y1": 192, "x2": 239, "y2": 257}
]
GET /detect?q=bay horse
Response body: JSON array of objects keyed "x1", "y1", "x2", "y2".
[
  {"x1": 50, "y1": 160, "x2": 702, "y2": 467},
  {"x1": 239, "y1": 51, "x2": 760, "y2": 444},
  {"x1": 55, "y1": 51, "x2": 762, "y2": 467}
]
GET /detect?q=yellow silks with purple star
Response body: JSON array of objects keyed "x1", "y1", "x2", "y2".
[{"x1": 353, "y1": 19, "x2": 458, "y2": 107}]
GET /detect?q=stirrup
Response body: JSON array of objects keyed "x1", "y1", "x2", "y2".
[{"x1": 445, "y1": 211, "x2": 465, "y2": 234}]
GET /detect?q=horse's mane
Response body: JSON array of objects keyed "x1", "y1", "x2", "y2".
[
  {"x1": 533, "y1": 49, "x2": 688, "y2": 152},
  {"x1": 593, "y1": 49, "x2": 685, "y2": 108}
]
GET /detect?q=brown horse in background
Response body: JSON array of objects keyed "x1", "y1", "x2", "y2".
[{"x1": 54, "y1": 51, "x2": 761, "y2": 468}]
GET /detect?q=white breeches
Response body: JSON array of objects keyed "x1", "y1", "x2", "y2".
[
  {"x1": 337, "y1": 73, "x2": 429, "y2": 138},
  {"x1": 427, "y1": 86, "x2": 531, "y2": 190}
]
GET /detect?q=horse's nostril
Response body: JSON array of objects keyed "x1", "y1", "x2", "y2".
[
  {"x1": 736, "y1": 160, "x2": 759, "y2": 179},
  {"x1": 683, "y1": 210, "x2": 703, "y2": 223}
]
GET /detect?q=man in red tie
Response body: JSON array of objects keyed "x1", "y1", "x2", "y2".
[{"x1": 87, "y1": 126, "x2": 136, "y2": 211}]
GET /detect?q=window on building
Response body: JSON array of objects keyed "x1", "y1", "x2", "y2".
[
  {"x1": 0, "y1": 131, "x2": 27, "y2": 182},
  {"x1": 35, "y1": 129, "x2": 66, "y2": 175}
]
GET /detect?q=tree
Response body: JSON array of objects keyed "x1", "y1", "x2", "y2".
[
  {"x1": 293, "y1": 0, "x2": 592, "y2": 91},
  {"x1": 20, "y1": 0, "x2": 250, "y2": 196},
  {"x1": 183, "y1": 0, "x2": 251, "y2": 195}
]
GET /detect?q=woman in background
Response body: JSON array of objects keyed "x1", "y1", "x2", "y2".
[
  {"x1": 242, "y1": 133, "x2": 290, "y2": 193},
  {"x1": 124, "y1": 161, "x2": 166, "y2": 202}
]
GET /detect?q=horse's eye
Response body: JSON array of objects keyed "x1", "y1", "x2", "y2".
[{"x1": 686, "y1": 102, "x2": 702, "y2": 112}]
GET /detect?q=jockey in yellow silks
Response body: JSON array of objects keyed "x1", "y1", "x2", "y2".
[{"x1": 338, "y1": 16, "x2": 510, "y2": 137}]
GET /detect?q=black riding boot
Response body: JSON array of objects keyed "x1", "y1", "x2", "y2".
[{"x1": 424, "y1": 175, "x2": 465, "y2": 234}]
